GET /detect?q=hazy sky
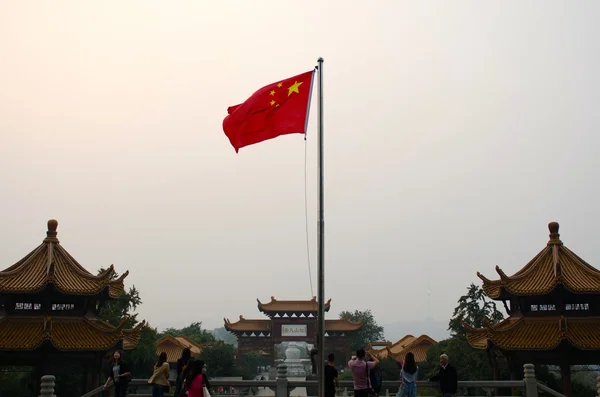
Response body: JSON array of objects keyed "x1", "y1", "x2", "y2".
[{"x1": 1, "y1": 1, "x2": 599, "y2": 337}]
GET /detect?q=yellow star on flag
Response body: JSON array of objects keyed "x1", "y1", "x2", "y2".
[
  {"x1": 287, "y1": 81, "x2": 303, "y2": 96},
  {"x1": 270, "y1": 90, "x2": 275, "y2": 96},
  {"x1": 277, "y1": 83, "x2": 283, "y2": 88},
  {"x1": 270, "y1": 100, "x2": 276, "y2": 106}
]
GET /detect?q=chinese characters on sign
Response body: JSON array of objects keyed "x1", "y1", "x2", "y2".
[{"x1": 281, "y1": 324, "x2": 307, "y2": 337}]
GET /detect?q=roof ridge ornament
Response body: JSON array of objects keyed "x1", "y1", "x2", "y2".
[
  {"x1": 43, "y1": 219, "x2": 59, "y2": 243},
  {"x1": 547, "y1": 222, "x2": 563, "y2": 246},
  {"x1": 553, "y1": 245, "x2": 561, "y2": 279},
  {"x1": 495, "y1": 265, "x2": 509, "y2": 280}
]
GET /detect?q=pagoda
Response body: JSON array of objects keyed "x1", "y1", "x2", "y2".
[
  {"x1": 368, "y1": 334, "x2": 438, "y2": 363},
  {"x1": 224, "y1": 297, "x2": 362, "y2": 367},
  {"x1": 464, "y1": 222, "x2": 600, "y2": 397},
  {"x1": 0, "y1": 220, "x2": 144, "y2": 393}
]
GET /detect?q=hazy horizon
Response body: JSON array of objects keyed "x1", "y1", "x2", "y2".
[{"x1": 2, "y1": 1, "x2": 599, "y2": 336}]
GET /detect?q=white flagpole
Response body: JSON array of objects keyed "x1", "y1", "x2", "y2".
[{"x1": 316, "y1": 57, "x2": 326, "y2": 397}]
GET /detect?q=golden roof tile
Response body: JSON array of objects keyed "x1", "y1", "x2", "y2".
[
  {"x1": 0, "y1": 316, "x2": 142, "y2": 351},
  {"x1": 0, "y1": 220, "x2": 127, "y2": 298},
  {"x1": 324, "y1": 319, "x2": 363, "y2": 332},
  {"x1": 464, "y1": 315, "x2": 600, "y2": 351},
  {"x1": 223, "y1": 317, "x2": 363, "y2": 334},
  {"x1": 369, "y1": 334, "x2": 437, "y2": 363},
  {"x1": 257, "y1": 296, "x2": 331, "y2": 314},
  {"x1": 477, "y1": 222, "x2": 600, "y2": 298},
  {"x1": 155, "y1": 335, "x2": 209, "y2": 363},
  {"x1": 224, "y1": 316, "x2": 272, "y2": 334}
]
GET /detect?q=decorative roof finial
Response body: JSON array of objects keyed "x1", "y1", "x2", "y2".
[
  {"x1": 548, "y1": 222, "x2": 561, "y2": 245},
  {"x1": 44, "y1": 219, "x2": 59, "y2": 242}
]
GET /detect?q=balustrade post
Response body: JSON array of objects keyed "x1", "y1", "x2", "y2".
[
  {"x1": 276, "y1": 364, "x2": 289, "y2": 397},
  {"x1": 523, "y1": 363, "x2": 538, "y2": 397},
  {"x1": 39, "y1": 375, "x2": 56, "y2": 397}
]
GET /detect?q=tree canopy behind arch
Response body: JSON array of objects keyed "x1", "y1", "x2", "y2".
[
  {"x1": 338, "y1": 309, "x2": 384, "y2": 352},
  {"x1": 159, "y1": 321, "x2": 216, "y2": 344},
  {"x1": 447, "y1": 282, "x2": 504, "y2": 338}
]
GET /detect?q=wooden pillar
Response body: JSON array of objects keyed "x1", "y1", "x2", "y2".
[
  {"x1": 560, "y1": 362, "x2": 572, "y2": 397},
  {"x1": 237, "y1": 344, "x2": 243, "y2": 367},
  {"x1": 81, "y1": 360, "x2": 89, "y2": 393},
  {"x1": 506, "y1": 354, "x2": 520, "y2": 397},
  {"x1": 487, "y1": 349, "x2": 499, "y2": 396}
]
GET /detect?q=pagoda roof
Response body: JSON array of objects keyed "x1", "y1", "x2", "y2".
[
  {"x1": 368, "y1": 334, "x2": 437, "y2": 363},
  {"x1": 224, "y1": 316, "x2": 271, "y2": 335},
  {"x1": 477, "y1": 222, "x2": 600, "y2": 299},
  {"x1": 463, "y1": 315, "x2": 600, "y2": 351},
  {"x1": 0, "y1": 315, "x2": 144, "y2": 351},
  {"x1": 257, "y1": 296, "x2": 331, "y2": 316},
  {"x1": 0, "y1": 220, "x2": 127, "y2": 298},
  {"x1": 324, "y1": 318, "x2": 364, "y2": 333},
  {"x1": 155, "y1": 335, "x2": 212, "y2": 363},
  {"x1": 223, "y1": 316, "x2": 362, "y2": 336}
]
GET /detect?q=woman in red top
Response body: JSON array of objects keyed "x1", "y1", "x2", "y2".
[{"x1": 184, "y1": 360, "x2": 205, "y2": 397}]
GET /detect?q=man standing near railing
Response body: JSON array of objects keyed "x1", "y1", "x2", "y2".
[
  {"x1": 325, "y1": 353, "x2": 339, "y2": 397},
  {"x1": 428, "y1": 354, "x2": 458, "y2": 397}
]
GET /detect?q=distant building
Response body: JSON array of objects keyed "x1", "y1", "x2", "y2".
[
  {"x1": 224, "y1": 296, "x2": 362, "y2": 367},
  {"x1": 368, "y1": 334, "x2": 438, "y2": 362},
  {"x1": 155, "y1": 335, "x2": 213, "y2": 380}
]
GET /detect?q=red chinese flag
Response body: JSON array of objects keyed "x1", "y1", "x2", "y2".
[{"x1": 223, "y1": 70, "x2": 315, "y2": 152}]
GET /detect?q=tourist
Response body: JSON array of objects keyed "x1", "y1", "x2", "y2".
[
  {"x1": 368, "y1": 356, "x2": 382, "y2": 396},
  {"x1": 185, "y1": 360, "x2": 207, "y2": 397},
  {"x1": 103, "y1": 350, "x2": 131, "y2": 397},
  {"x1": 348, "y1": 348, "x2": 379, "y2": 397},
  {"x1": 174, "y1": 348, "x2": 192, "y2": 396},
  {"x1": 325, "y1": 353, "x2": 340, "y2": 397},
  {"x1": 177, "y1": 357, "x2": 196, "y2": 396},
  {"x1": 428, "y1": 354, "x2": 458, "y2": 397},
  {"x1": 202, "y1": 362, "x2": 211, "y2": 390},
  {"x1": 396, "y1": 352, "x2": 418, "y2": 397},
  {"x1": 148, "y1": 351, "x2": 171, "y2": 397}
]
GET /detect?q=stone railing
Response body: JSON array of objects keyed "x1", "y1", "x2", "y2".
[{"x1": 36, "y1": 363, "x2": 579, "y2": 397}]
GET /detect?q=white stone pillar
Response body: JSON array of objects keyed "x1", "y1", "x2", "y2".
[
  {"x1": 276, "y1": 364, "x2": 289, "y2": 397},
  {"x1": 39, "y1": 375, "x2": 56, "y2": 397},
  {"x1": 523, "y1": 364, "x2": 538, "y2": 397}
]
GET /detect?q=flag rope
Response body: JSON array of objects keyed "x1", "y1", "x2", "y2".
[{"x1": 304, "y1": 136, "x2": 315, "y2": 298}]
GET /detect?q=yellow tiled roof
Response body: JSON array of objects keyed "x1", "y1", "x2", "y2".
[
  {"x1": 155, "y1": 335, "x2": 210, "y2": 363},
  {"x1": 0, "y1": 316, "x2": 143, "y2": 351},
  {"x1": 369, "y1": 334, "x2": 437, "y2": 363},
  {"x1": 0, "y1": 220, "x2": 127, "y2": 298},
  {"x1": 464, "y1": 315, "x2": 600, "y2": 351},
  {"x1": 257, "y1": 296, "x2": 331, "y2": 314},
  {"x1": 477, "y1": 222, "x2": 600, "y2": 298},
  {"x1": 223, "y1": 316, "x2": 362, "y2": 335}
]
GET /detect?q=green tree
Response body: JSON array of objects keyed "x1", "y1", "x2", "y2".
[
  {"x1": 338, "y1": 309, "x2": 384, "y2": 351},
  {"x1": 96, "y1": 268, "x2": 158, "y2": 378},
  {"x1": 238, "y1": 351, "x2": 269, "y2": 380},
  {"x1": 211, "y1": 327, "x2": 239, "y2": 346},
  {"x1": 160, "y1": 322, "x2": 216, "y2": 344},
  {"x1": 97, "y1": 268, "x2": 141, "y2": 329},
  {"x1": 420, "y1": 337, "x2": 494, "y2": 381},
  {"x1": 199, "y1": 342, "x2": 237, "y2": 377},
  {"x1": 0, "y1": 368, "x2": 33, "y2": 397},
  {"x1": 128, "y1": 324, "x2": 160, "y2": 378},
  {"x1": 448, "y1": 283, "x2": 504, "y2": 338}
]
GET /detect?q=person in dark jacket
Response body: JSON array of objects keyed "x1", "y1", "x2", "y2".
[
  {"x1": 103, "y1": 350, "x2": 131, "y2": 397},
  {"x1": 428, "y1": 354, "x2": 457, "y2": 397},
  {"x1": 174, "y1": 348, "x2": 192, "y2": 396}
]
